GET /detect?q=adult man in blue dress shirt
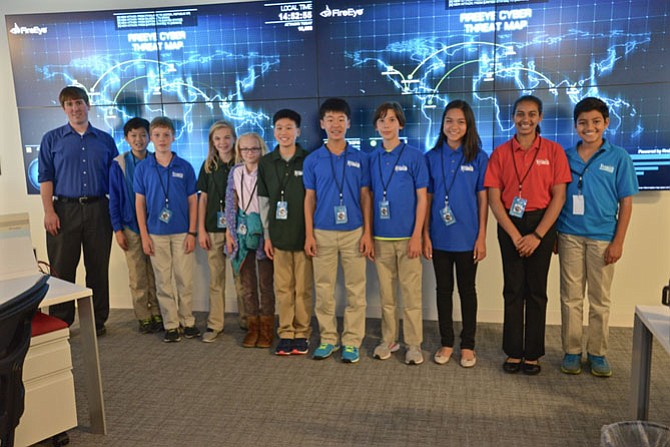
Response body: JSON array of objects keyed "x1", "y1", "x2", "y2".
[{"x1": 38, "y1": 86, "x2": 119, "y2": 335}]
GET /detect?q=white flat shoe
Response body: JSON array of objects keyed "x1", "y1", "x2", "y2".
[
  {"x1": 460, "y1": 355, "x2": 477, "y2": 368},
  {"x1": 434, "y1": 347, "x2": 452, "y2": 365}
]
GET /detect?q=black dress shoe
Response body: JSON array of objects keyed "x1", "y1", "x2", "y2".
[
  {"x1": 502, "y1": 359, "x2": 522, "y2": 374},
  {"x1": 96, "y1": 326, "x2": 107, "y2": 337},
  {"x1": 522, "y1": 361, "x2": 541, "y2": 375}
]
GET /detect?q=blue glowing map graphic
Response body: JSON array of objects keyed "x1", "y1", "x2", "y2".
[{"x1": 6, "y1": 0, "x2": 670, "y2": 192}]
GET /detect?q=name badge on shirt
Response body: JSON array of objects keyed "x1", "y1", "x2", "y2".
[
  {"x1": 159, "y1": 207, "x2": 172, "y2": 224},
  {"x1": 276, "y1": 201, "x2": 288, "y2": 220},
  {"x1": 441, "y1": 204, "x2": 456, "y2": 226},
  {"x1": 572, "y1": 195, "x2": 585, "y2": 215},
  {"x1": 334, "y1": 205, "x2": 348, "y2": 224},
  {"x1": 238, "y1": 223, "x2": 248, "y2": 235},
  {"x1": 379, "y1": 200, "x2": 390, "y2": 220},
  {"x1": 509, "y1": 196, "x2": 527, "y2": 218},
  {"x1": 217, "y1": 211, "x2": 226, "y2": 229}
]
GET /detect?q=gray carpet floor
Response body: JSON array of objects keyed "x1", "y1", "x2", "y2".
[{"x1": 35, "y1": 309, "x2": 670, "y2": 447}]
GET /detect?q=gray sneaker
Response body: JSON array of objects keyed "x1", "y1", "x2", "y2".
[
  {"x1": 405, "y1": 346, "x2": 424, "y2": 365},
  {"x1": 373, "y1": 341, "x2": 399, "y2": 360},
  {"x1": 201, "y1": 328, "x2": 219, "y2": 343}
]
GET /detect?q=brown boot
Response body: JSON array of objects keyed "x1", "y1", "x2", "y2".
[
  {"x1": 242, "y1": 316, "x2": 259, "y2": 348},
  {"x1": 256, "y1": 315, "x2": 275, "y2": 348}
]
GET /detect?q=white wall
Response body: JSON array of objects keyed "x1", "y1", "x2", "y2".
[{"x1": 2, "y1": 0, "x2": 669, "y2": 327}]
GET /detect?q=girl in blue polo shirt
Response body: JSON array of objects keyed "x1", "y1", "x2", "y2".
[{"x1": 423, "y1": 99, "x2": 489, "y2": 368}]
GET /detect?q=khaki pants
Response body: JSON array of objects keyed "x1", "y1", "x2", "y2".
[
  {"x1": 558, "y1": 233, "x2": 615, "y2": 356},
  {"x1": 150, "y1": 233, "x2": 195, "y2": 330},
  {"x1": 204, "y1": 232, "x2": 244, "y2": 332},
  {"x1": 123, "y1": 228, "x2": 159, "y2": 320},
  {"x1": 313, "y1": 228, "x2": 366, "y2": 347},
  {"x1": 374, "y1": 239, "x2": 423, "y2": 347},
  {"x1": 274, "y1": 248, "x2": 313, "y2": 339}
]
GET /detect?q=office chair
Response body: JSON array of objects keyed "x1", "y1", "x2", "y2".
[{"x1": 0, "y1": 275, "x2": 50, "y2": 447}]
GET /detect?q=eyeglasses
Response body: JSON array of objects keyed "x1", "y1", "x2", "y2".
[{"x1": 240, "y1": 147, "x2": 261, "y2": 152}]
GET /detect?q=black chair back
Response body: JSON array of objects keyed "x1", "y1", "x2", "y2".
[{"x1": 0, "y1": 275, "x2": 50, "y2": 447}]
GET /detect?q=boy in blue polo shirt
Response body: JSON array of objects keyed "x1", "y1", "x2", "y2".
[
  {"x1": 303, "y1": 98, "x2": 373, "y2": 363},
  {"x1": 369, "y1": 102, "x2": 428, "y2": 365},
  {"x1": 557, "y1": 97, "x2": 638, "y2": 377},
  {"x1": 134, "y1": 117, "x2": 201, "y2": 343},
  {"x1": 109, "y1": 117, "x2": 161, "y2": 334}
]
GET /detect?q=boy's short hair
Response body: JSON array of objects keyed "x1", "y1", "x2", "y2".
[
  {"x1": 150, "y1": 116, "x2": 175, "y2": 134},
  {"x1": 123, "y1": 117, "x2": 150, "y2": 137},
  {"x1": 573, "y1": 97, "x2": 609, "y2": 123},
  {"x1": 59, "y1": 86, "x2": 89, "y2": 107},
  {"x1": 273, "y1": 109, "x2": 301, "y2": 127},
  {"x1": 373, "y1": 102, "x2": 406, "y2": 127},
  {"x1": 319, "y1": 98, "x2": 350, "y2": 120}
]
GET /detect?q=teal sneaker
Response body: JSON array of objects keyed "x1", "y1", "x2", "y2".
[
  {"x1": 588, "y1": 354, "x2": 612, "y2": 377},
  {"x1": 560, "y1": 353, "x2": 582, "y2": 374},
  {"x1": 341, "y1": 346, "x2": 360, "y2": 364},
  {"x1": 313, "y1": 343, "x2": 339, "y2": 360}
]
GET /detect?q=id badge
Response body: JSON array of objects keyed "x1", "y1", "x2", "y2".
[
  {"x1": 572, "y1": 195, "x2": 585, "y2": 215},
  {"x1": 159, "y1": 207, "x2": 172, "y2": 224},
  {"x1": 334, "y1": 205, "x2": 348, "y2": 225},
  {"x1": 276, "y1": 201, "x2": 288, "y2": 220},
  {"x1": 379, "y1": 200, "x2": 390, "y2": 220},
  {"x1": 509, "y1": 196, "x2": 527, "y2": 218},
  {"x1": 441, "y1": 204, "x2": 456, "y2": 226},
  {"x1": 217, "y1": 211, "x2": 227, "y2": 229},
  {"x1": 238, "y1": 223, "x2": 247, "y2": 235}
]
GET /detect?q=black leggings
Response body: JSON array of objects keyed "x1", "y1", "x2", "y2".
[{"x1": 432, "y1": 249, "x2": 479, "y2": 349}]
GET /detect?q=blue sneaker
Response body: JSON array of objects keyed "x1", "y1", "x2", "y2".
[
  {"x1": 588, "y1": 354, "x2": 612, "y2": 377},
  {"x1": 275, "y1": 338, "x2": 293, "y2": 356},
  {"x1": 561, "y1": 353, "x2": 582, "y2": 374},
  {"x1": 341, "y1": 346, "x2": 360, "y2": 364},
  {"x1": 292, "y1": 338, "x2": 309, "y2": 355},
  {"x1": 312, "y1": 343, "x2": 339, "y2": 360}
]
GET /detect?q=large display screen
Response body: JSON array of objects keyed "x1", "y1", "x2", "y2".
[{"x1": 6, "y1": 0, "x2": 670, "y2": 192}]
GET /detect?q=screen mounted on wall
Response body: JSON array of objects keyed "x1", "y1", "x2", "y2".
[{"x1": 6, "y1": 0, "x2": 670, "y2": 192}]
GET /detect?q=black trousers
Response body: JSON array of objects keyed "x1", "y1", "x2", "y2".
[
  {"x1": 432, "y1": 249, "x2": 479, "y2": 349},
  {"x1": 47, "y1": 198, "x2": 113, "y2": 330},
  {"x1": 497, "y1": 209, "x2": 556, "y2": 361}
]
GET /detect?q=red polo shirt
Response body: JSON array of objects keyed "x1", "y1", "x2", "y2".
[{"x1": 484, "y1": 136, "x2": 571, "y2": 211}]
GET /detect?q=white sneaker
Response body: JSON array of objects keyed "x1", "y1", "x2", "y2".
[
  {"x1": 373, "y1": 341, "x2": 400, "y2": 360},
  {"x1": 405, "y1": 346, "x2": 424, "y2": 365},
  {"x1": 201, "y1": 329, "x2": 220, "y2": 343}
]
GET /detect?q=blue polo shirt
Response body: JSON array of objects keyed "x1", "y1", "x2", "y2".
[
  {"x1": 38, "y1": 122, "x2": 118, "y2": 197},
  {"x1": 426, "y1": 144, "x2": 488, "y2": 252},
  {"x1": 133, "y1": 153, "x2": 197, "y2": 235},
  {"x1": 557, "y1": 139, "x2": 638, "y2": 241},
  {"x1": 303, "y1": 144, "x2": 370, "y2": 231},
  {"x1": 109, "y1": 151, "x2": 150, "y2": 234},
  {"x1": 369, "y1": 143, "x2": 428, "y2": 239}
]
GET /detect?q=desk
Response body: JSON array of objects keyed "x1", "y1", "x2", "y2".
[
  {"x1": 0, "y1": 274, "x2": 107, "y2": 434},
  {"x1": 630, "y1": 305, "x2": 670, "y2": 420}
]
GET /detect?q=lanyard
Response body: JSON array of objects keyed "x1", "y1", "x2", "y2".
[
  {"x1": 377, "y1": 144, "x2": 406, "y2": 200},
  {"x1": 213, "y1": 161, "x2": 232, "y2": 211},
  {"x1": 239, "y1": 170, "x2": 258, "y2": 214},
  {"x1": 275, "y1": 156, "x2": 296, "y2": 202},
  {"x1": 440, "y1": 146, "x2": 464, "y2": 205},
  {"x1": 154, "y1": 154, "x2": 174, "y2": 207},
  {"x1": 510, "y1": 137, "x2": 541, "y2": 197},
  {"x1": 328, "y1": 145, "x2": 347, "y2": 206},
  {"x1": 571, "y1": 147, "x2": 605, "y2": 193}
]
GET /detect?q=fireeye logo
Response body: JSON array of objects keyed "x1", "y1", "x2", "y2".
[
  {"x1": 10, "y1": 23, "x2": 48, "y2": 35},
  {"x1": 320, "y1": 5, "x2": 365, "y2": 18}
]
